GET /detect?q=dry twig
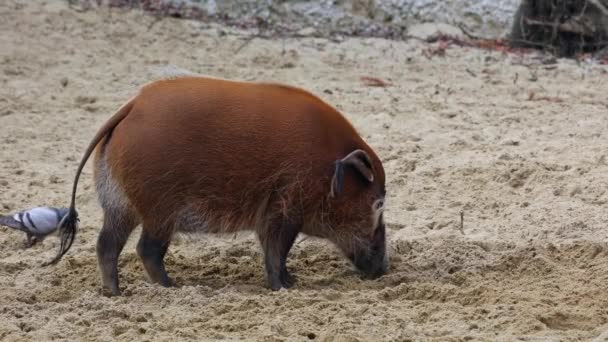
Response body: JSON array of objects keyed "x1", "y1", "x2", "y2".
[
  {"x1": 459, "y1": 211, "x2": 464, "y2": 235},
  {"x1": 360, "y1": 76, "x2": 392, "y2": 87},
  {"x1": 234, "y1": 34, "x2": 259, "y2": 54},
  {"x1": 528, "y1": 91, "x2": 564, "y2": 103}
]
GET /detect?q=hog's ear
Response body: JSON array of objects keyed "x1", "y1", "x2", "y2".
[{"x1": 330, "y1": 149, "x2": 374, "y2": 198}]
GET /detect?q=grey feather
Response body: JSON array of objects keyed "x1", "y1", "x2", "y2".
[
  {"x1": 0, "y1": 215, "x2": 25, "y2": 231},
  {"x1": 1, "y1": 206, "x2": 69, "y2": 246}
]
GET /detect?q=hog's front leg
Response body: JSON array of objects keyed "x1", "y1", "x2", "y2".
[{"x1": 258, "y1": 219, "x2": 300, "y2": 290}]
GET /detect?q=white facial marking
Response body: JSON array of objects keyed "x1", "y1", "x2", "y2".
[{"x1": 372, "y1": 198, "x2": 385, "y2": 228}]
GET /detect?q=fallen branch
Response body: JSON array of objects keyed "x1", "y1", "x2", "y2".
[
  {"x1": 523, "y1": 17, "x2": 595, "y2": 37},
  {"x1": 424, "y1": 34, "x2": 538, "y2": 56},
  {"x1": 589, "y1": 0, "x2": 608, "y2": 16}
]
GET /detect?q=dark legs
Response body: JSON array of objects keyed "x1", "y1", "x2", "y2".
[
  {"x1": 23, "y1": 233, "x2": 44, "y2": 248},
  {"x1": 258, "y1": 218, "x2": 300, "y2": 290},
  {"x1": 0, "y1": 215, "x2": 45, "y2": 248},
  {"x1": 96, "y1": 208, "x2": 138, "y2": 296},
  {"x1": 98, "y1": 213, "x2": 172, "y2": 296},
  {"x1": 136, "y1": 228, "x2": 173, "y2": 287},
  {"x1": 24, "y1": 233, "x2": 34, "y2": 248}
]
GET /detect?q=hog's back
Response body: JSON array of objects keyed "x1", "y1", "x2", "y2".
[{"x1": 102, "y1": 77, "x2": 365, "y2": 225}]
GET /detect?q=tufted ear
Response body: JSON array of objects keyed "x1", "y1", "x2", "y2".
[{"x1": 330, "y1": 149, "x2": 374, "y2": 198}]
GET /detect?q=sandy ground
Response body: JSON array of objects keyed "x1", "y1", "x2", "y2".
[{"x1": 2, "y1": 1, "x2": 608, "y2": 341}]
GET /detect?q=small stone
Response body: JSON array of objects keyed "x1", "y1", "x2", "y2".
[
  {"x1": 60, "y1": 77, "x2": 68, "y2": 87},
  {"x1": 569, "y1": 186, "x2": 582, "y2": 197},
  {"x1": 84, "y1": 105, "x2": 98, "y2": 113},
  {"x1": 4, "y1": 67, "x2": 24, "y2": 76},
  {"x1": 503, "y1": 140, "x2": 520, "y2": 146},
  {"x1": 49, "y1": 175, "x2": 63, "y2": 184},
  {"x1": 75, "y1": 95, "x2": 97, "y2": 106},
  {"x1": 297, "y1": 27, "x2": 317, "y2": 36},
  {"x1": 407, "y1": 23, "x2": 464, "y2": 41},
  {"x1": 401, "y1": 160, "x2": 416, "y2": 172}
]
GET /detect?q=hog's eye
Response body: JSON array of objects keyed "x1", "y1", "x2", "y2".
[{"x1": 374, "y1": 200, "x2": 384, "y2": 210}]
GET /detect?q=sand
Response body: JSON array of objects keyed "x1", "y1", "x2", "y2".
[{"x1": 2, "y1": 1, "x2": 608, "y2": 341}]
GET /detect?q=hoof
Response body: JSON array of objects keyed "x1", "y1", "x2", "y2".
[
  {"x1": 154, "y1": 276, "x2": 174, "y2": 288},
  {"x1": 100, "y1": 286, "x2": 121, "y2": 297},
  {"x1": 269, "y1": 271, "x2": 297, "y2": 290},
  {"x1": 281, "y1": 270, "x2": 297, "y2": 288}
]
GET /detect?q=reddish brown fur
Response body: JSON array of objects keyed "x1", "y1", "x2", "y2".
[
  {"x1": 107, "y1": 78, "x2": 382, "y2": 229},
  {"x1": 56, "y1": 75, "x2": 387, "y2": 295}
]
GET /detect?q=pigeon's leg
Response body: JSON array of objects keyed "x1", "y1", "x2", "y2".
[
  {"x1": 23, "y1": 233, "x2": 46, "y2": 248},
  {"x1": 34, "y1": 235, "x2": 45, "y2": 246},
  {"x1": 23, "y1": 233, "x2": 35, "y2": 248}
]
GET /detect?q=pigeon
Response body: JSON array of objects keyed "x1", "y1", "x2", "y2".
[{"x1": 0, "y1": 206, "x2": 69, "y2": 247}]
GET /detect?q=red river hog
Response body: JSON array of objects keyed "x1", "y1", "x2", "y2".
[{"x1": 47, "y1": 75, "x2": 388, "y2": 296}]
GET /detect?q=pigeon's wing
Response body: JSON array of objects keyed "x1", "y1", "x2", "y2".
[
  {"x1": 21, "y1": 208, "x2": 63, "y2": 235},
  {"x1": 0, "y1": 215, "x2": 27, "y2": 231}
]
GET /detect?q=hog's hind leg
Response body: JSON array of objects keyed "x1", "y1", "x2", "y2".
[
  {"x1": 136, "y1": 225, "x2": 173, "y2": 288},
  {"x1": 97, "y1": 206, "x2": 139, "y2": 296},
  {"x1": 95, "y1": 150, "x2": 140, "y2": 297}
]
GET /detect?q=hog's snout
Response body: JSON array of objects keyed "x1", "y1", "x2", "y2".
[{"x1": 351, "y1": 223, "x2": 388, "y2": 279}]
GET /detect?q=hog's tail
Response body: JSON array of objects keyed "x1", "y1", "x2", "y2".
[{"x1": 43, "y1": 96, "x2": 137, "y2": 266}]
